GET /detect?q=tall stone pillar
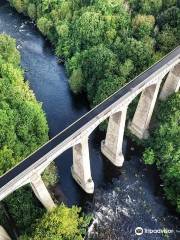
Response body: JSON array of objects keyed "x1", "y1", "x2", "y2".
[
  {"x1": 30, "y1": 173, "x2": 56, "y2": 211},
  {"x1": 159, "y1": 63, "x2": 180, "y2": 100},
  {"x1": 71, "y1": 136, "x2": 94, "y2": 194},
  {"x1": 101, "y1": 106, "x2": 128, "y2": 167},
  {"x1": 0, "y1": 226, "x2": 11, "y2": 240},
  {"x1": 128, "y1": 82, "x2": 161, "y2": 139}
]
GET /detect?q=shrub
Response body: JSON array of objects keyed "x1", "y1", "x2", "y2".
[
  {"x1": 20, "y1": 204, "x2": 92, "y2": 240},
  {"x1": 143, "y1": 93, "x2": 180, "y2": 212},
  {"x1": 0, "y1": 34, "x2": 59, "y2": 236},
  {"x1": 42, "y1": 162, "x2": 58, "y2": 188},
  {"x1": 69, "y1": 68, "x2": 84, "y2": 94},
  {"x1": 132, "y1": 15, "x2": 155, "y2": 39},
  {"x1": 0, "y1": 34, "x2": 49, "y2": 175},
  {"x1": 0, "y1": 34, "x2": 20, "y2": 66}
]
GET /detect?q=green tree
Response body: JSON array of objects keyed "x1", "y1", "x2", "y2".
[
  {"x1": 3, "y1": 187, "x2": 45, "y2": 234},
  {"x1": 0, "y1": 34, "x2": 50, "y2": 178},
  {"x1": 132, "y1": 14, "x2": 155, "y2": 39},
  {"x1": 37, "y1": 16, "x2": 53, "y2": 36},
  {"x1": 162, "y1": 0, "x2": 177, "y2": 9},
  {"x1": 10, "y1": 0, "x2": 179, "y2": 110},
  {"x1": 80, "y1": 44, "x2": 119, "y2": 102},
  {"x1": 157, "y1": 6, "x2": 180, "y2": 29},
  {"x1": 10, "y1": 0, "x2": 27, "y2": 13},
  {"x1": 69, "y1": 68, "x2": 84, "y2": 94},
  {"x1": 0, "y1": 34, "x2": 20, "y2": 66},
  {"x1": 22, "y1": 204, "x2": 91, "y2": 240},
  {"x1": 157, "y1": 26, "x2": 178, "y2": 53},
  {"x1": 73, "y1": 11, "x2": 105, "y2": 50},
  {"x1": 143, "y1": 93, "x2": 180, "y2": 212},
  {"x1": 124, "y1": 37, "x2": 155, "y2": 74},
  {"x1": 27, "y1": 3, "x2": 37, "y2": 20},
  {"x1": 129, "y1": 0, "x2": 163, "y2": 15},
  {"x1": 0, "y1": 34, "x2": 59, "y2": 237}
]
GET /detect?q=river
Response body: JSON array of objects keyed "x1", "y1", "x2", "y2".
[{"x1": 0, "y1": 1, "x2": 179, "y2": 239}]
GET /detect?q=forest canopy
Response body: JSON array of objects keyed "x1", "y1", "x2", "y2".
[
  {"x1": 0, "y1": 34, "x2": 49, "y2": 176},
  {"x1": 10, "y1": 0, "x2": 180, "y2": 106},
  {"x1": 0, "y1": 34, "x2": 88, "y2": 239},
  {"x1": 143, "y1": 93, "x2": 180, "y2": 212}
]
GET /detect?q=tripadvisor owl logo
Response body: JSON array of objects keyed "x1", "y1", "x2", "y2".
[{"x1": 135, "y1": 227, "x2": 144, "y2": 236}]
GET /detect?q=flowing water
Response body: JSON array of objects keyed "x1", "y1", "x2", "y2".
[{"x1": 0, "y1": 1, "x2": 179, "y2": 239}]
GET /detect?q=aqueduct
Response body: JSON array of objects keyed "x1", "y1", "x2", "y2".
[{"x1": 0, "y1": 47, "x2": 179, "y2": 235}]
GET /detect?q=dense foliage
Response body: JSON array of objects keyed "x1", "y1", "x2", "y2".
[
  {"x1": 0, "y1": 33, "x2": 89, "y2": 239},
  {"x1": 19, "y1": 204, "x2": 91, "y2": 240},
  {"x1": 143, "y1": 93, "x2": 180, "y2": 212},
  {"x1": 0, "y1": 162, "x2": 58, "y2": 235},
  {"x1": 5, "y1": 0, "x2": 180, "y2": 235},
  {"x1": 10, "y1": 0, "x2": 180, "y2": 107},
  {"x1": 0, "y1": 34, "x2": 49, "y2": 175},
  {"x1": 2, "y1": 187, "x2": 45, "y2": 234},
  {"x1": 0, "y1": 34, "x2": 59, "y2": 236}
]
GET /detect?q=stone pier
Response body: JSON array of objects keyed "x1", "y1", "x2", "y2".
[
  {"x1": 101, "y1": 106, "x2": 128, "y2": 167},
  {"x1": 0, "y1": 226, "x2": 11, "y2": 240},
  {"x1": 30, "y1": 174, "x2": 56, "y2": 211},
  {"x1": 128, "y1": 82, "x2": 161, "y2": 139},
  {"x1": 159, "y1": 63, "x2": 180, "y2": 100},
  {"x1": 0, "y1": 47, "x2": 179, "y2": 202},
  {"x1": 71, "y1": 136, "x2": 94, "y2": 194}
]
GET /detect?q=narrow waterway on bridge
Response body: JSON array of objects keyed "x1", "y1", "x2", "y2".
[{"x1": 0, "y1": 1, "x2": 179, "y2": 239}]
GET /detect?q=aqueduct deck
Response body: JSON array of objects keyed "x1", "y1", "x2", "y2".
[{"x1": 0, "y1": 46, "x2": 179, "y2": 212}]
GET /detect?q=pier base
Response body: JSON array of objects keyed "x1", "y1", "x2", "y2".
[
  {"x1": 72, "y1": 136, "x2": 94, "y2": 194},
  {"x1": 159, "y1": 63, "x2": 180, "y2": 100},
  {"x1": 30, "y1": 174, "x2": 56, "y2": 211},
  {"x1": 0, "y1": 226, "x2": 11, "y2": 240},
  {"x1": 128, "y1": 82, "x2": 160, "y2": 139},
  {"x1": 101, "y1": 107, "x2": 127, "y2": 167}
]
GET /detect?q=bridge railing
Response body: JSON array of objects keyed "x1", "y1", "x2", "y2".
[{"x1": 0, "y1": 46, "x2": 179, "y2": 210}]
